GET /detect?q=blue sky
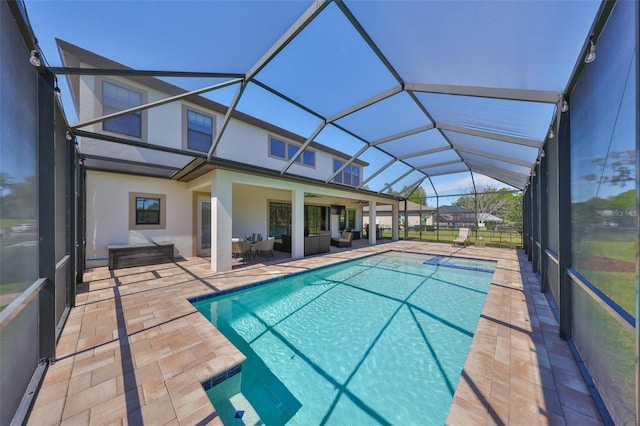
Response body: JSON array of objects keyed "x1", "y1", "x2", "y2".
[{"x1": 22, "y1": 0, "x2": 603, "y2": 197}]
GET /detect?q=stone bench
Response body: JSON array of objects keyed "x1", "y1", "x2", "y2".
[{"x1": 108, "y1": 243, "x2": 174, "y2": 270}]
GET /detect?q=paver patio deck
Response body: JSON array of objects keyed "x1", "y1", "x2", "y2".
[{"x1": 27, "y1": 241, "x2": 603, "y2": 425}]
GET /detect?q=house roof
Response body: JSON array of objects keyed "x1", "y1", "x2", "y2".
[
  {"x1": 363, "y1": 200, "x2": 436, "y2": 214},
  {"x1": 478, "y1": 213, "x2": 503, "y2": 223},
  {"x1": 41, "y1": 0, "x2": 604, "y2": 196}
]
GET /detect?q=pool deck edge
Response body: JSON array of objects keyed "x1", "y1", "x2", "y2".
[{"x1": 26, "y1": 242, "x2": 602, "y2": 425}]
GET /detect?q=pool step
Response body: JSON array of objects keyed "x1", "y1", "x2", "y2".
[{"x1": 206, "y1": 373, "x2": 264, "y2": 425}]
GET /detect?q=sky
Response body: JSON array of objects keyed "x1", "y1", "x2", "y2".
[{"x1": 21, "y1": 0, "x2": 603, "y2": 198}]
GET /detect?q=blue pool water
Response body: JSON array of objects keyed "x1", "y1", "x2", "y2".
[{"x1": 192, "y1": 252, "x2": 495, "y2": 425}]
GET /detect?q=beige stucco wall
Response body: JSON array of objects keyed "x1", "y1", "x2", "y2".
[
  {"x1": 84, "y1": 167, "x2": 397, "y2": 271},
  {"x1": 85, "y1": 170, "x2": 193, "y2": 267}
]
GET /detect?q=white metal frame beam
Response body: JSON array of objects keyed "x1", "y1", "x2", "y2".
[
  {"x1": 357, "y1": 159, "x2": 395, "y2": 190},
  {"x1": 396, "y1": 145, "x2": 451, "y2": 160},
  {"x1": 413, "y1": 159, "x2": 463, "y2": 170},
  {"x1": 369, "y1": 124, "x2": 435, "y2": 146},
  {"x1": 454, "y1": 146, "x2": 534, "y2": 168},
  {"x1": 380, "y1": 169, "x2": 414, "y2": 194},
  {"x1": 406, "y1": 82, "x2": 562, "y2": 103},
  {"x1": 438, "y1": 123, "x2": 544, "y2": 148}
]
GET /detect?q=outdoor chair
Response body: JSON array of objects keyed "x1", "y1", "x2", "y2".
[
  {"x1": 452, "y1": 228, "x2": 470, "y2": 247},
  {"x1": 331, "y1": 231, "x2": 353, "y2": 248},
  {"x1": 254, "y1": 238, "x2": 275, "y2": 259},
  {"x1": 232, "y1": 239, "x2": 253, "y2": 262}
]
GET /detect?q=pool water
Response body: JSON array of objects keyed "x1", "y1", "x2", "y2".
[{"x1": 192, "y1": 252, "x2": 495, "y2": 425}]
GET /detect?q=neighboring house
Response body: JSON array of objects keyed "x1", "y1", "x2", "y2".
[
  {"x1": 435, "y1": 206, "x2": 502, "y2": 229},
  {"x1": 363, "y1": 200, "x2": 435, "y2": 230},
  {"x1": 363, "y1": 202, "x2": 503, "y2": 231},
  {"x1": 58, "y1": 40, "x2": 400, "y2": 272},
  {"x1": 476, "y1": 212, "x2": 503, "y2": 230}
]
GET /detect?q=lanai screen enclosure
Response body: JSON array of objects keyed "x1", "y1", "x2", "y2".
[{"x1": 0, "y1": 0, "x2": 637, "y2": 424}]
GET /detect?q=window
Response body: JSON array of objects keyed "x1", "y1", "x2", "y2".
[
  {"x1": 129, "y1": 192, "x2": 166, "y2": 230},
  {"x1": 268, "y1": 202, "x2": 291, "y2": 239},
  {"x1": 304, "y1": 205, "x2": 328, "y2": 235},
  {"x1": 183, "y1": 107, "x2": 214, "y2": 152},
  {"x1": 270, "y1": 138, "x2": 286, "y2": 159},
  {"x1": 347, "y1": 209, "x2": 356, "y2": 230},
  {"x1": 302, "y1": 150, "x2": 315, "y2": 167},
  {"x1": 333, "y1": 159, "x2": 360, "y2": 186},
  {"x1": 269, "y1": 137, "x2": 315, "y2": 167},
  {"x1": 136, "y1": 197, "x2": 160, "y2": 225},
  {"x1": 102, "y1": 81, "x2": 143, "y2": 138},
  {"x1": 287, "y1": 144, "x2": 300, "y2": 163},
  {"x1": 333, "y1": 159, "x2": 343, "y2": 183}
]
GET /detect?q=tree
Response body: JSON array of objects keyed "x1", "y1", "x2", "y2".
[
  {"x1": 586, "y1": 150, "x2": 634, "y2": 187},
  {"x1": 1, "y1": 175, "x2": 37, "y2": 220},
  {"x1": 388, "y1": 184, "x2": 427, "y2": 204},
  {"x1": 0, "y1": 172, "x2": 16, "y2": 196},
  {"x1": 407, "y1": 186, "x2": 427, "y2": 205},
  {"x1": 454, "y1": 185, "x2": 522, "y2": 228}
]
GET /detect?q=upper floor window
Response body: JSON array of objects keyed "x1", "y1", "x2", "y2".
[
  {"x1": 333, "y1": 159, "x2": 360, "y2": 186},
  {"x1": 185, "y1": 109, "x2": 214, "y2": 152},
  {"x1": 269, "y1": 137, "x2": 315, "y2": 167},
  {"x1": 102, "y1": 81, "x2": 143, "y2": 138}
]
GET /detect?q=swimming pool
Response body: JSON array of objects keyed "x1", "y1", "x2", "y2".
[{"x1": 192, "y1": 251, "x2": 496, "y2": 425}]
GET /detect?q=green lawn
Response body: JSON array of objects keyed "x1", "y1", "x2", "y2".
[
  {"x1": 385, "y1": 229, "x2": 523, "y2": 249},
  {"x1": 574, "y1": 283, "x2": 635, "y2": 423},
  {"x1": 581, "y1": 239, "x2": 635, "y2": 263},
  {"x1": 575, "y1": 233, "x2": 636, "y2": 318},
  {"x1": 587, "y1": 270, "x2": 636, "y2": 317},
  {"x1": 0, "y1": 281, "x2": 32, "y2": 296},
  {"x1": 0, "y1": 219, "x2": 36, "y2": 228}
]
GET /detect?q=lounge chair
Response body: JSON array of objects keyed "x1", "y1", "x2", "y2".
[
  {"x1": 331, "y1": 231, "x2": 353, "y2": 248},
  {"x1": 452, "y1": 228, "x2": 470, "y2": 247}
]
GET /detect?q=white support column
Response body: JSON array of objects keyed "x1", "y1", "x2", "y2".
[
  {"x1": 210, "y1": 170, "x2": 232, "y2": 272},
  {"x1": 291, "y1": 189, "x2": 304, "y2": 259},
  {"x1": 368, "y1": 201, "x2": 377, "y2": 245},
  {"x1": 392, "y1": 202, "x2": 399, "y2": 241}
]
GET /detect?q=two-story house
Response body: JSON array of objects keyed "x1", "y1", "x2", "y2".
[{"x1": 57, "y1": 40, "x2": 400, "y2": 272}]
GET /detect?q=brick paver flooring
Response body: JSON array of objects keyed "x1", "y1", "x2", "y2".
[{"x1": 27, "y1": 241, "x2": 602, "y2": 425}]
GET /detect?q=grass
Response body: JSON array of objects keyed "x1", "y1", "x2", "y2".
[
  {"x1": 0, "y1": 281, "x2": 32, "y2": 296},
  {"x1": 581, "y1": 240, "x2": 635, "y2": 264},
  {"x1": 573, "y1": 232, "x2": 636, "y2": 318},
  {"x1": 388, "y1": 229, "x2": 523, "y2": 249},
  {"x1": 574, "y1": 283, "x2": 636, "y2": 424},
  {"x1": 0, "y1": 219, "x2": 36, "y2": 228},
  {"x1": 586, "y1": 270, "x2": 636, "y2": 317}
]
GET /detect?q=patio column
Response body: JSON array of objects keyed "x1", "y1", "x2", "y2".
[
  {"x1": 210, "y1": 170, "x2": 232, "y2": 272},
  {"x1": 291, "y1": 189, "x2": 304, "y2": 259},
  {"x1": 368, "y1": 201, "x2": 377, "y2": 245},
  {"x1": 392, "y1": 202, "x2": 399, "y2": 241}
]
